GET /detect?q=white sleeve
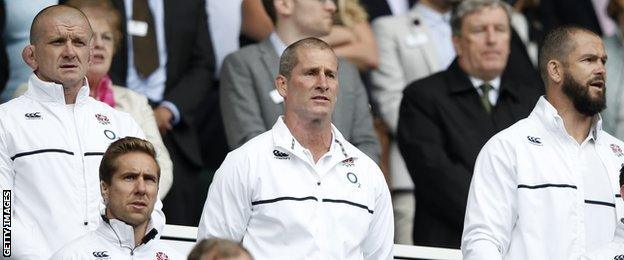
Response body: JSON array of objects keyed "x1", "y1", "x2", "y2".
[
  {"x1": 362, "y1": 167, "x2": 394, "y2": 260},
  {"x1": 461, "y1": 137, "x2": 517, "y2": 259},
  {"x1": 197, "y1": 152, "x2": 252, "y2": 242},
  {"x1": 0, "y1": 118, "x2": 13, "y2": 197}
]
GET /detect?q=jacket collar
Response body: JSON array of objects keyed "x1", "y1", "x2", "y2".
[
  {"x1": 271, "y1": 116, "x2": 357, "y2": 164},
  {"x1": 530, "y1": 96, "x2": 603, "y2": 142},
  {"x1": 446, "y1": 59, "x2": 521, "y2": 101},
  {"x1": 23, "y1": 74, "x2": 91, "y2": 105},
  {"x1": 98, "y1": 215, "x2": 161, "y2": 249}
]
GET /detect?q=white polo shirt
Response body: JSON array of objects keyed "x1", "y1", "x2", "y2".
[{"x1": 198, "y1": 117, "x2": 394, "y2": 259}]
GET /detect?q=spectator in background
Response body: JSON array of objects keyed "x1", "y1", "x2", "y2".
[
  {"x1": 359, "y1": 0, "x2": 417, "y2": 21},
  {"x1": 322, "y1": 0, "x2": 379, "y2": 71},
  {"x1": 109, "y1": 0, "x2": 215, "y2": 226},
  {"x1": 189, "y1": 239, "x2": 253, "y2": 260},
  {"x1": 240, "y1": 0, "x2": 273, "y2": 43},
  {"x1": 601, "y1": 0, "x2": 624, "y2": 139},
  {"x1": 462, "y1": 25, "x2": 620, "y2": 259},
  {"x1": 206, "y1": 0, "x2": 243, "y2": 76},
  {"x1": 508, "y1": 0, "x2": 544, "y2": 67},
  {"x1": 371, "y1": 0, "x2": 455, "y2": 245},
  {"x1": 0, "y1": 5, "x2": 164, "y2": 258},
  {"x1": 199, "y1": 38, "x2": 393, "y2": 259},
  {"x1": 63, "y1": 0, "x2": 173, "y2": 199},
  {"x1": 1, "y1": 0, "x2": 55, "y2": 102},
  {"x1": 540, "y1": 0, "x2": 617, "y2": 36},
  {"x1": 52, "y1": 137, "x2": 183, "y2": 259},
  {"x1": 219, "y1": 0, "x2": 380, "y2": 162},
  {"x1": 397, "y1": 0, "x2": 542, "y2": 249}
]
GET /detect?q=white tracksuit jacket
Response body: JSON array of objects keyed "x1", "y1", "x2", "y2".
[
  {"x1": 462, "y1": 97, "x2": 624, "y2": 259},
  {"x1": 0, "y1": 75, "x2": 164, "y2": 259},
  {"x1": 51, "y1": 217, "x2": 184, "y2": 260},
  {"x1": 198, "y1": 117, "x2": 394, "y2": 259}
]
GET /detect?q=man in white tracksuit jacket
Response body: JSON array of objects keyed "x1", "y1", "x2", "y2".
[
  {"x1": 462, "y1": 26, "x2": 624, "y2": 259},
  {"x1": 198, "y1": 38, "x2": 394, "y2": 259},
  {"x1": 0, "y1": 6, "x2": 163, "y2": 259},
  {"x1": 51, "y1": 137, "x2": 183, "y2": 259}
]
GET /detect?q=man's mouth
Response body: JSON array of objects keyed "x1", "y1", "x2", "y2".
[
  {"x1": 60, "y1": 64, "x2": 77, "y2": 69},
  {"x1": 311, "y1": 95, "x2": 330, "y2": 101},
  {"x1": 588, "y1": 78, "x2": 605, "y2": 89},
  {"x1": 129, "y1": 201, "x2": 148, "y2": 209}
]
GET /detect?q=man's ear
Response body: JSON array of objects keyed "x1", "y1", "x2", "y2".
[
  {"x1": 452, "y1": 35, "x2": 462, "y2": 57},
  {"x1": 22, "y1": 45, "x2": 38, "y2": 71},
  {"x1": 548, "y1": 60, "x2": 563, "y2": 84},
  {"x1": 620, "y1": 185, "x2": 624, "y2": 200},
  {"x1": 274, "y1": 0, "x2": 294, "y2": 17},
  {"x1": 100, "y1": 181, "x2": 110, "y2": 205},
  {"x1": 275, "y1": 74, "x2": 288, "y2": 98}
]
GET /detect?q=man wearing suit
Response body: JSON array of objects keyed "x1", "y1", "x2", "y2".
[
  {"x1": 397, "y1": 0, "x2": 542, "y2": 249},
  {"x1": 371, "y1": 0, "x2": 455, "y2": 245},
  {"x1": 219, "y1": 0, "x2": 380, "y2": 162},
  {"x1": 109, "y1": 0, "x2": 215, "y2": 226}
]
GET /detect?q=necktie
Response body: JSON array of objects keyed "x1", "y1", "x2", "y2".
[
  {"x1": 479, "y1": 83, "x2": 493, "y2": 114},
  {"x1": 132, "y1": 0, "x2": 159, "y2": 78}
]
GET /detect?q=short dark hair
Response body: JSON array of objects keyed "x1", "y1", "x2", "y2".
[
  {"x1": 279, "y1": 37, "x2": 335, "y2": 78},
  {"x1": 99, "y1": 137, "x2": 160, "y2": 184},
  {"x1": 188, "y1": 238, "x2": 253, "y2": 260},
  {"x1": 30, "y1": 5, "x2": 92, "y2": 44},
  {"x1": 538, "y1": 25, "x2": 598, "y2": 83},
  {"x1": 65, "y1": 0, "x2": 123, "y2": 51},
  {"x1": 450, "y1": 0, "x2": 512, "y2": 37},
  {"x1": 262, "y1": 0, "x2": 277, "y2": 24}
]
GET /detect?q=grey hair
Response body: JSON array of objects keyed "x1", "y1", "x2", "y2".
[{"x1": 450, "y1": 0, "x2": 513, "y2": 37}]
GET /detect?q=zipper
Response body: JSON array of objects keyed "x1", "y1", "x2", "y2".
[{"x1": 70, "y1": 102, "x2": 89, "y2": 227}]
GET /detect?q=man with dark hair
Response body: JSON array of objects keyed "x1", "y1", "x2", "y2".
[
  {"x1": 52, "y1": 137, "x2": 183, "y2": 259},
  {"x1": 462, "y1": 25, "x2": 624, "y2": 259},
  {"x1": 219, "y1": 0, "x2": 380, "y2": 163},
  {"x1": 189, "y1": 238, "x2": 253, "y2": 260},
  {"x1": 397, "y1": 0, "x2": 542, "y2": 249},
  {"x1": 198, "y1": 38, "x2": 393, "y2": 259},
  {"x1": 0, "y1": 5, "x2": 163, "y2": 259}
]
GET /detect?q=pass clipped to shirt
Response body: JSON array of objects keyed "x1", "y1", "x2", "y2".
[{"x1": 128, "y1": 20, "x2": 148, "y2": 37}]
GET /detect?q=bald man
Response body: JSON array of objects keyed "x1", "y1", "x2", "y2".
[{"x1": 0, "y1": 5, "x2": 163, "y2": 259}]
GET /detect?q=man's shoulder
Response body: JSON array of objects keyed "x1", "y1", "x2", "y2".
[
  {"x1": 403, "y1": 69, "x2": 449, "y2": 98},
  {"x1": 50, "y1": 232, "x2": 100, "y2": 259},
  {"x1": 227, "y1": 130, "x2": 275, "y2": 160},
  {"x1": 225, "y1": 42, "x2": 267, "y2": 64}
]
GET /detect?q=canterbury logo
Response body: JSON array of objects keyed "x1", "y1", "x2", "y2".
[
  {"x1": 527, "y1": 136, "x2": 542, "y2": 146},
  {"x1": 273, "y1": 149, "x2": 289, "y2": 159},
  {"x1": 614, "y1": 255, "x2": 624, "y2": 260},
  {"x1": 92, "y1": 251, "x2": 109, "y2": 258},
  {"x1": 24, "y1": 112, "x2": 42, "y2": 119}
]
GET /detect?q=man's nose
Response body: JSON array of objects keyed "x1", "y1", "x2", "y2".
[
  {"x1": 135, "y1": 178, "x2": 147, "y2": 194},
  {"x1": 62, "y1": 41, "x2": 77, "y2": 58}
]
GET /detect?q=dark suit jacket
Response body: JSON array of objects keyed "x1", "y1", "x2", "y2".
[
  {"x1": 397, "y1": 59, "x2": 543, "y2": 249},
  {"x1": 110, "y1": 0, "x2": 214, "y2": 167},
  {"x1": 540, "y1": 0, "x2": 602, "y2": 35}
]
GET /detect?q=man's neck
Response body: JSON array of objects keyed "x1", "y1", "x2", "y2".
[
  {"x1": 133, "y1": 221, "x2": 149, "y2": 246},
  {"x1": 547, "y1": 95, "x2": 594, "y2": 144},
  {"x1": 275, "y1": 23, "x2": 320, "y2": 46},
  {"x1": 284, "y1": 113, "x2": 333, "y2": 163}
]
